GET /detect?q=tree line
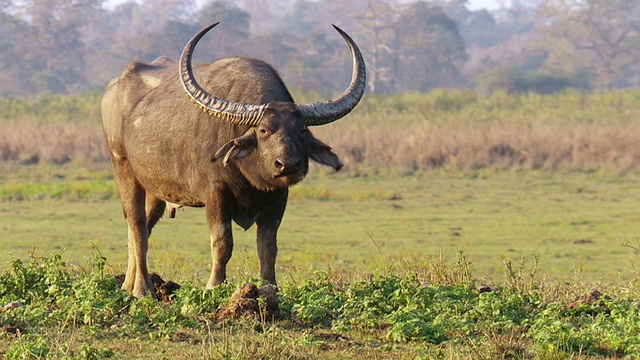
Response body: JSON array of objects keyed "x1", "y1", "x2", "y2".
[{"x1": 0, "y1": 0, "x2": 638, "y2": 97}]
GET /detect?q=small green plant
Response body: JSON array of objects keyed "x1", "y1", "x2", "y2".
[
  {"x1": 284, "y1": 271, "x2": 344, "y2": 326},
  {"x1": 2, "y1": 248, "x2": 640, "y2": 358},
  {"x1": 0, "y1": 251, "x2": 72, "y2": 302},
  {"x1": 503, "y1": 253, "x2": 540, "y2": 294},
  {"x1": 5, "y1": 334, "x2": 51, "y2": 359}
]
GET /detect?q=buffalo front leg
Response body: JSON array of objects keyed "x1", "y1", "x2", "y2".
[
  {"x1": 123, "y1": 219, "x2": 155, "y2": 299},
  {"x1": 255, "y1": 193, "x2": 286, "y2": 286},
  {"x1": 205, "y1": 191, "x2": 234, "y2": 288},
  {"x1": 256, "y1": 225, "x2": 278, "y2": 285}
]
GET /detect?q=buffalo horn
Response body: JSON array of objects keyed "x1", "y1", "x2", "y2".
[
  {"x1": 179, "y1": 23, "x2": 366, "y2": 127},
  {"x1": 298, "y1": 25, "x2": 367, "y2": 126},
  {"x1": 178, "y1": 22, "x2": 266, "y2": 127}
]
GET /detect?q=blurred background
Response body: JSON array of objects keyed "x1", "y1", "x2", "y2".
[{"x1": 1, "y1": 0, "x2": 638, "y2": 98}]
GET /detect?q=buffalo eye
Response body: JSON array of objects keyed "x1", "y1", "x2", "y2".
[{"x1": 258, "y1": 128, "x2": 270, "y2": 137}]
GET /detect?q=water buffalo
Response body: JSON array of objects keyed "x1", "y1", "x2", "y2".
[{"x1": 100, "y1": 22, "x2": 366, "y2": 298}]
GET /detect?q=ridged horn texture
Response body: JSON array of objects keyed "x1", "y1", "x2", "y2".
[
  {"x1": 298, "y1": 25, "x2": 367, "y2": 126},
  {"x1": 179, "y1": 22, "x2": 266, "y2": 127},
  {"x1": 179, "y1": 23, "x2": 366, "y2": 127}
]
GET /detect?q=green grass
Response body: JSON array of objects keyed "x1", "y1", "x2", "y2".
[
  {"x1": 3, "y1": 85, "x2": 640, "y2": 358},
  {"x1": 3, "y1": 166, "x2": 640, "y2": 358},
  {"x1": 2, "y1": 167, "x2": 640, "y2": 286},
  {"x1": 0, "y1": 92, "x2": 102, "y2": 124},
  {"x1": 1, "y1": 252, "x2": 639, "y2": 359}
]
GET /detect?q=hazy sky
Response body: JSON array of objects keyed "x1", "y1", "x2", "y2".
[
  {"x1": 468, "y1": 0, "x2": 501, "y2": 10},
  {"x1": 107, "y1": 0, "x2": 503, "y2": 11}
]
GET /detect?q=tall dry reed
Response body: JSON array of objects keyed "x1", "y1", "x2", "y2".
[
  {"x1": 0, "y1": 122, "x2": 108, "y2": 164},
  {"x1": 2, "y1": 90, "x2": 640, "y2": 172},
  {"x1": 313, "y1": 120, "x2": 640, "y2": 172}
]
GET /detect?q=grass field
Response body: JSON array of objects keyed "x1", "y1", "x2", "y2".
[
  {"x1": 3, "y1": 166, "x2": 640, "y2": 285},
  {"x1": 3, "y1": 166, "x2": 640, "y2": 358},
  {"x1": 3, "y1": 90, "x2": 640, "y2": 358}
]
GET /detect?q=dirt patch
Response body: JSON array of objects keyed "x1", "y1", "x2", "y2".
[
  {"x1": 150, "y1": 273, "x2": 181, "y2": 302},
  {"x1": 214, "y1": 282, "x2": 283, "y2": 322},
  {"x1": 477, "y1": 284, "x2": 493, "y2": 293},
  {"x1": 572, "y1": 239, "x2": 594, "y2": 244},
  {"x1": 2, "y1": 324, "x2": 24, "y2": 334},
  {"x1": 568, "y1": 288, "x2": 612, "y2": 314},
  {"x1": 2, "y1": 301, "x2": 24, "y2": 313},
  {"x1": 2, "y1": 301, "x2": 26, "y2": 335},
  {"x1": 315, "y1": 330, "x2": 357, "y2": 347},
  {"x1": 113, "y1": 275, "x2": 282, "y2": 321}
]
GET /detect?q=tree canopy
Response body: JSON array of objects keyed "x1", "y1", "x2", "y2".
[{"x1": 0, "y1": 0, "x2": 638, "y2": 97}]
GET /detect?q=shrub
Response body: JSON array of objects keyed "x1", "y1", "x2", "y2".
[{"x1": 476, "y1": 67, "x2": 576, "y2": 97}]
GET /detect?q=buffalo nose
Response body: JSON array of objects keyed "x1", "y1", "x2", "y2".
[{"x1": 275, "y1": 155, "x2": 300, "y2": 173}]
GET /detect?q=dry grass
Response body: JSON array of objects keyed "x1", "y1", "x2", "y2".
[
  {"x1": 0, "y1": 122, "x2": 108, "y2": 164},
  {"x1": 315, "y1": 119, "x2": 640, "y2": 172},
  {"x1": 5, "y1": 119, "x2": 640, "y2": 172},
  {"x1": 2, "y1": 89, "x2": 640, "y2": 172}
]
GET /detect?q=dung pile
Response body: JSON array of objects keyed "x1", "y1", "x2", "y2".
[
  {"x1": 115, "y1": 273, "x2": 181, "y2": 302},
  {"x1": 214, "y1": 282, "x2": 282, "y2": 322}
]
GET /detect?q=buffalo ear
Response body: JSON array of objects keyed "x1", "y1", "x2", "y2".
[
  {"x1": 214, "y1": 133, "x2": 257, "y2": 165},
  {"x1": 308, "y1": 137, "x2": 343, "y2": 171}
]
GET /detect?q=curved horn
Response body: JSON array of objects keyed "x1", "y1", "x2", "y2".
[
  {"x1": 179, "y1": 22, "x2": 265, "y2": 127},
  {"x1": 298, "y1": 25, "x2": 366, "y2": 126}
]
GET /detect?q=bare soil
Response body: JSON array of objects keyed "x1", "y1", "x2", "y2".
[
  {"x1": 214, "y1": 282, "x2": 283, "y2": 322},
  {"x1": 113, "y1": 274, "x2": 283, "y2": 321}
]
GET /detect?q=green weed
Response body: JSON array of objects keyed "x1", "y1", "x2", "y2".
[
  {"x1": 2, "y1": 252, "x2": 639, "y2": 358},
  {"x1": 0, "y1": 93, "x2": 101, "y2": 124}
]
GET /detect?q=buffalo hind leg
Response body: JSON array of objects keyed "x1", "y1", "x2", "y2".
[
  {"x1": 112, "y1": 162, "x2": 156, "y2": 299},
  {"x1": 145, "y1": 193, "x2": 166, "y2": 235}
]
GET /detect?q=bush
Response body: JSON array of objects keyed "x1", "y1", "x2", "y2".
[{"x1": 476, "y1": 67, "x2": 576, "y2": 97}]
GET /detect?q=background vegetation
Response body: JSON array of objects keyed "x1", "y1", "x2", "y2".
[
  {"x1": 2, "y1": 89, "x2": 640, "y2": 357},
  {"x1": 0, "y1": 0, "x2": 639, "y2": 96},
  {"x1": 2, "y1": 90, "x2": 640, "y2": 172}
]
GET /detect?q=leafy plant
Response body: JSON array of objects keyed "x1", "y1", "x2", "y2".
[
  {"x1": 0, "y1": 252, "x2": 72, "y2": 302},
  {"x1": 2, "y1": 248, "x2": 640, "y2": 358}
]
